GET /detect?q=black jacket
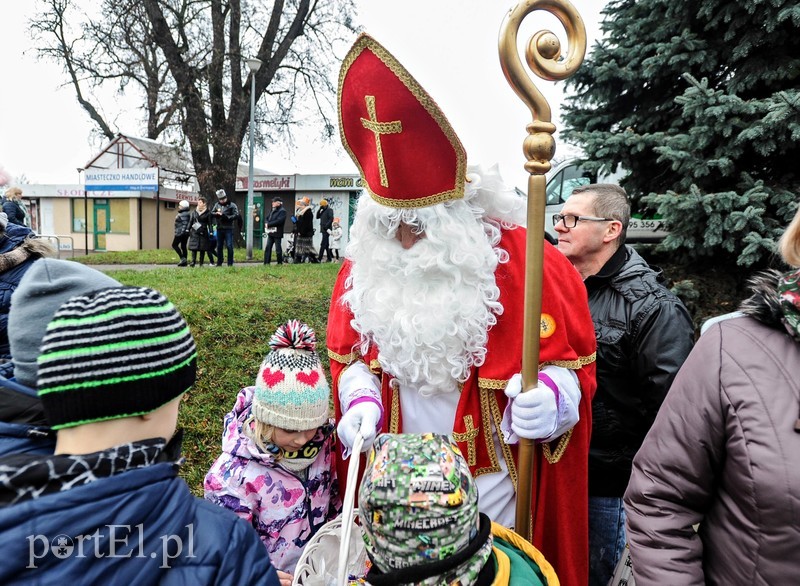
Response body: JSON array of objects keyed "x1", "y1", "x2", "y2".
[
  {"x1": 585, "y1": 245, "x2": 694, "y2": 497},
  {"x1": 316, "y1": 205, "x2": 334, "y2": 232},
  {"x1": 211, "y1": 201, "x2": 240, "y2": 230},
  {"x1": 173, "y1": 209, "x2": 191, "y2": 237},
  {"x1": 265, "y1": 205, "x2": 287, "y2": 238},
  {"x1": 2, "y1": 200, "x2": 27, "y2": 227},
  {"x1": 188, "y1": 209, "x2": 212, "y2": 251},
  {"x1": 0, "y1": 224, "x2": 47, "y2": 359}
]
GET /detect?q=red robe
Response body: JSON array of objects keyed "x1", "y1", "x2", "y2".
[{"x1": 327, "y1": 227, "x2": 596, "y2": 586}]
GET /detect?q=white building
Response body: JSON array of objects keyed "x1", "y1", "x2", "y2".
[{"x1": 16, "y1": 134, "x2": 362, "y2": 255}]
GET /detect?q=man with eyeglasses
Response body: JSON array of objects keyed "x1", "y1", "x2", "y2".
[{"x1": 554, "y1": 183, "x2": 695, "y2": 586}]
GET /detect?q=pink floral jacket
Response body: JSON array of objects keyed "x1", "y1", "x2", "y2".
[{"x1": 204, "y1": 387, "x2": 341, "y2": 573}]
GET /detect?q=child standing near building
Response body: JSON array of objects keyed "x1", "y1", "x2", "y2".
[
  {"x1": 328, "y1": 217, "x2": 343, "y2": 262},
  {"x1": 204, "y1": 320, "x2": 341, "y2": 585}
]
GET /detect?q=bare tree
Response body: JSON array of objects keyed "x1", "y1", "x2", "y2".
[
  {"x1": 31, "y1": 0, "x2": 181, "y2": 141},
  {"x1": 31, "y1": 0, "x2": 357, "y2": 196}
]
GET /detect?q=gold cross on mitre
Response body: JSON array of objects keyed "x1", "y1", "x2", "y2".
[
  {"x1": 360, "y1": 95, "x2": 402, "y2": 187},
  {"x1": 452, "y1": 414, "x2": 479, "y2": 466}
]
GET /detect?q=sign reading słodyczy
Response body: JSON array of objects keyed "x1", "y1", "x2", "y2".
[{"x1": 85, "y1": 168, "x2": 159, "y2": 191}]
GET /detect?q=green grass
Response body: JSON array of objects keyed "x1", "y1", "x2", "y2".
[
  {"x1": 72, "y1": 252, "x2": 340, "y2": 495},
  {"x1": 74, "y1": 247, "x2": 269, "y2": 265}
]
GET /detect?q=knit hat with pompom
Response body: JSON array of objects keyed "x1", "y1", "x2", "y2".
[{"x1": 252, "y1": 320, "x2": 330, "y2": 431}]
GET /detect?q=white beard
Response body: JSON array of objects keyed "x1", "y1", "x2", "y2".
[{"x1": 343, "y1": 187, "x2": 511, "y2": 396}]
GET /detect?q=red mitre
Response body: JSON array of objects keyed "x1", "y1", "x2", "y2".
[{"x1": 338, "y1": 34, "x2": 467, "y2": 208}]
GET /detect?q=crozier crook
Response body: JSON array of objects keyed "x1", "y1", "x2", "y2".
[{"x1": 498, "y1": 0, "x2": 586, "y2": 540}]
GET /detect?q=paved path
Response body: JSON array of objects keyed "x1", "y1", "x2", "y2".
[{"x1": 87, "y1": 262, "x2": 269, "y2": 272}]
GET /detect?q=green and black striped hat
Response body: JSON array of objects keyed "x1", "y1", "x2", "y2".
[{"x1": 37, "y1": 286, "x2": 197, "y2": 430}]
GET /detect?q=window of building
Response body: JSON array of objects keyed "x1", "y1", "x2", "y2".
[{"x1": 71, "y1": 198, "x2": 131, "y2": 234}]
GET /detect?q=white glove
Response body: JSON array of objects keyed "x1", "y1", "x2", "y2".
[
  {"x1": 337, "y1": 401, "x2": 381, "y2": 456},
  {"x1": 504, "y1": 373, "x2": 558, "y2": 440}
]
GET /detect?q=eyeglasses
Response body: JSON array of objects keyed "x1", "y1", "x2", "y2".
[{"x1": 552, "y1": 213, "x2": 615, "y2": 228}]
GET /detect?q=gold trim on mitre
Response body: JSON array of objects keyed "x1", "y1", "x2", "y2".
[{"x1": 337, "y1": 33, "x2": 467, "y2": 209}]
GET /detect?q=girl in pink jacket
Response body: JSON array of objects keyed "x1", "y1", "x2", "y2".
[{"x1": 204, "y1": 321, "x2": 341, "y2": 583}]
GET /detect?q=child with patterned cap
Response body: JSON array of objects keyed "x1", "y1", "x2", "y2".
[
  {"x1": 204, "y1": 320, "x2": 341, "y2": 585},
  {"x1": 358, "y1": 433, "x2": 559, "y2": 586}
]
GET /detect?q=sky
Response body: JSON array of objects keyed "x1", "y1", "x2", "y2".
[{"x1": 0, "y1": 1, "x2": 607, "y2": 190}]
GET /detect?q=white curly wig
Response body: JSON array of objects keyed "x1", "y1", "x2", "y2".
[{"x1": 342, "y1": 164, "x2": 526, "y2": 395}]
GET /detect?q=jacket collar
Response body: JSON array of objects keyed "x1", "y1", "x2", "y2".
[
  {"x1": 0, "y1": 431, "x2": 183, "y2": 506},
  {"x1": 585, "y1": 244, "x2": 628, "y2": 291}
]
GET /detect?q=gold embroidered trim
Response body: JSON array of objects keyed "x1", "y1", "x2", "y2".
[
  {"x1": 327, "y1": 348, "x2": 359, "y2": 365},
  {"x1": 477, "y1": 377, "x2": 507, "y2": 390},
  {"x1": 540, "y1": 352, "x2": 597, "y2": 370},
  {"x1": 451, "y1": 415, "x2": 479, "y2": 467},
  {"x1": 368, "y1": 189, "x2": 462, "y2": 209},
  {"x1": 473, "y1": 385, "x2": 501, "y2": 478},
  {"x1": 485, "y1": 385, "x2": 518, "y2": 490},
  {"x1": 361, "y1": 95, "x2": 402, "y2": 188},
  {"x1": 389, "y1": 375, "x2": 400, "y2": 433},
  {"x1": 369, "y1": 359, "x2": 382, "y2": 376},
  {"x1": 337, "y1": 34, "x2": 467, "y2": 210},
  {"x1": 542, "y1": 427, "x2": 573, "y2": 464}
]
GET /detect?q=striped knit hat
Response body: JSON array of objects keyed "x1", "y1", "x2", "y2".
[
  {"x1": 37, "y1": 286, "x2": 197, "y2": 430},
  {"x1": 252, "y1": 320, "x2": 329, "y2": 431}
]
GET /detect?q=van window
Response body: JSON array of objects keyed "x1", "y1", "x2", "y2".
[
  {"x1": 546, "y1": 164, "x2": 594, "y2": 205},
  {"x1": 546, "y1": 170, "x2": 565, "y2": 205}
]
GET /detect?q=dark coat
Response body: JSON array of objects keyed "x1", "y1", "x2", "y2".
[
  {"x1": 0, "y1": 224, "x2": 42, "y2": 359},
  {"x1": 585, "y1": 245, "x2": 694, "y2": 496},
  {"x1": 625, "y1": 272, "x2": 800, "y2": 585},
  {"x1": 316, "y1": 205, "x2": 334, "y2": 232},
  {"x1": 265, "y1": 205, "x2": 287, "y2": 238},
  {"x1": 173, "y1": 209, "x2": 191, "y2": 238},
  {"x1": 0, "y1": 451, "x2": 279, "y2": 585},
  {"x1": 211, "y1": 201, "x2": 240, "y2": 230},
  {"x1": 2, "y1": 200, "x2": 27, "y2": 227},
  {"x1": 188, "y1": 209, "x2": 212, "y2": 251},
  {"x1": 295, "y1": 207, "x2": 314, "y2": 237},
  {"x1": 0, "y1": 376, "x2": 54, "y2": 457}
]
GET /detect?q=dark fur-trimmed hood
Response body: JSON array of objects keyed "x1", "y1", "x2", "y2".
[{"x1": 739, "y1": 269, "x2": 784, "y2": 330}]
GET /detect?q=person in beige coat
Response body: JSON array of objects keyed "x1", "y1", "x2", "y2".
[{"x1": 623, "y1": 208, "x2": 800, "y2": 585}]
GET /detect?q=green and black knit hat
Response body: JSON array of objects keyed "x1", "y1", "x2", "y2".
[{"x1": 37, "y1": 286, "x2": 197, "y2": 430}]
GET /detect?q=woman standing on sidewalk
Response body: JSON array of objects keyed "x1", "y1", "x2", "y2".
[
  {"x1": 188, "y1": 197, "x2": 214, "y2": 267},
  {"x1": 172, "y1": 200, "x2": 191, "y2": 266},
  {"x1": 292, "y1": 198, "x2": 318, "y2": 263}
]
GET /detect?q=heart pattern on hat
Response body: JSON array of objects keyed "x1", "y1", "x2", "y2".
[
  {"x1": 252, "y1": 320, "x2": 330, "y2": 431},
  {"x1": 261, "y1": 367, "x2": 285, "y2": 387},
  {"x1": 296, "y1": 370, "x2": 320, "y2": 387}
]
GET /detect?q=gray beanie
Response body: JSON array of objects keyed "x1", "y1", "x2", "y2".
[{"x1": 8, "y1": 259, "x2": 120, "y2": 388}]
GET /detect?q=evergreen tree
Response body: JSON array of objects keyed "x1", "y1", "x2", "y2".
[{"x1": 563, "y1": 0, "x2": 800, "y2": 266}]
